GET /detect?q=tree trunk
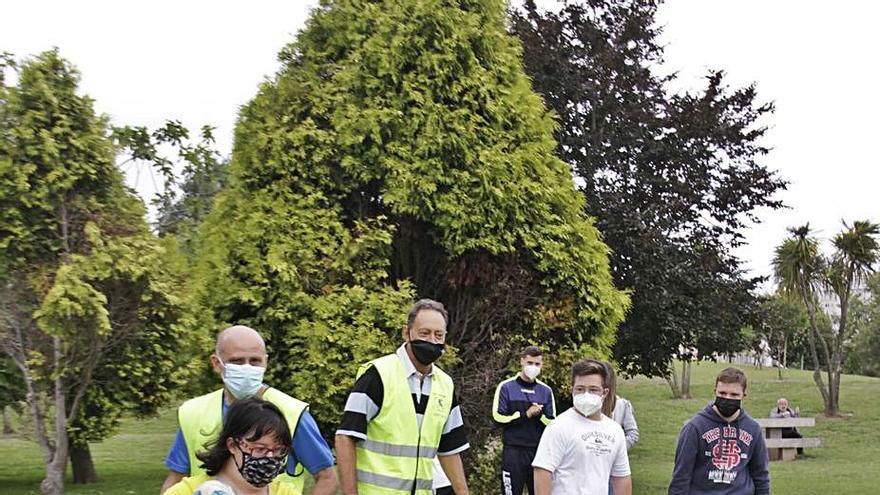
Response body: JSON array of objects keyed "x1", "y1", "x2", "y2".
[
  {"x1": 666, "y1": 361, "x2": 692, "y2": 399},
  {"x1": 778, "y1": 335, "x2": 787, "y2": 381},
  {"x1": 827, "y1": 288, "x2": 850, "y2": 417},
  {"x1": 800, "y1": 291, "x2": 831, "y2": 410},
  {"x1": 10, "y1": 321, "x2": 52, "y2": 461},
  {"x1": 827, "y1": 370, "x2": 840, "y2": 416},
  {"x1": 2, "y1": 406, "x2": 12, "y2": 434},
  {"x1": 41, "y1": 432, "x2": 68, "y2": 495},
  {"x1": 40, "y1": 463, "x2": 64, "y2": 495},
  {"x1": 666, "y1": 364, "x2": 681, "y2": 399},
  {"x1": 70, "y1": 444, "x2": 98, "y2": 483},
  {"x1": 783, "y1": 335, "x2": 788, "y2": 369},
  {"x1": 681, "y1": 360, "x2": 692, "y2": 399},
  {"x1": 41, "y1": 338, "x2": 69, "y2": 495},
  {"x1": 826, "y1": 347, "x2": 842, "y2": 417}
]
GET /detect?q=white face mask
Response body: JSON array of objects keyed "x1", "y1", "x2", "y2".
[
  {"x1": 572, "y1": 392, "x2": 604, "y2": 417},
  {"x1": 523, "y1": 364, "x2": 541, "y2": 380},
  {"x1": 219, "y1": 357, "x2": 266, "y2": 399}
]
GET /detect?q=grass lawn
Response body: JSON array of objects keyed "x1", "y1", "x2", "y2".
[
  {"x1": 621, "y1": 361, "x2": 880, "y2": 494},
  {"x1": 1, "y1": 361, "x2": 878, "y2": 494},
  {"x1": 0, "y1": 407, "x2": 176, "y2": 494}
]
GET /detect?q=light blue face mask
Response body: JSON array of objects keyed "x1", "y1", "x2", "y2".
[{"x1": 218, "y1": 357, "x2": 266, "y2": 399}]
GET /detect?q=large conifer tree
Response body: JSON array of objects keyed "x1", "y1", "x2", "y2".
[{"x1": 196, "y1": 0, "x2": 628, "y2": 440}]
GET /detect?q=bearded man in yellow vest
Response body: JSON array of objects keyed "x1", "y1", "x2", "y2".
[
  {"x1": 335, "y1": 299, "x2": 470, "y2": 495},
  {"x1": 160, "y1": 325, "x2": 339, "y2": 495}
]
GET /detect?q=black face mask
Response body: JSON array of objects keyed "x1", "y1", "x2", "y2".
[
  {"x1": 714, "y1": 396, "x2": 742, "y2": 418},
  {"x1": 409, "y1": 339, "x2": 445, "y2": 365},
  {"x1": 235, "y1": 448, "x2": 287, "y2": 487}
]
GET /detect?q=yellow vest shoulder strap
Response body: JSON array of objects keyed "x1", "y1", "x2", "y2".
[
  {"x1": 261, "y1": 388, "x2": 309, "y2": 494},
  {"x1": 358, "y1": 353, "x2": 398, "y2": 379},
  {"x1": 178, "y1": 388, "x2": 224, "y2": 469},
  {"x1": 262, "y1": 387, "x2": 309, "y2": 433}
]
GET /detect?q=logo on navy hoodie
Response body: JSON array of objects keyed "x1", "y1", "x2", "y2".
[{"x1": 701, "y1": 424, "x2": 754, "y2": 483}]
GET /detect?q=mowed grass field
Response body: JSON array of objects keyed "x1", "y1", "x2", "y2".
[
  {"x1": 619, "y1": 361, "x2": 880, "y2": 494},
  {"x1": 1, "y1": 361, "x2": 878, "y2": 494}
]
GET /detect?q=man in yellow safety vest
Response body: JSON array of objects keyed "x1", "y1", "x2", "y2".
[
  {"x1": 335, "y1": 299, "x2": 470, "y2": 495},
  {"x1": 160, "y1": 325, "x2": 338, "y2": 495}
]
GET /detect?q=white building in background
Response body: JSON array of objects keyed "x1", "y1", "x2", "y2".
[
  {"x1": 696, "y1": 281, "x2": 872, "y2": 369},
  {"x1": 816, "y1": 281, "x2": 870, "y2": 320},
  {"x1": 723, "y1": 338, "x2": 773, "y2": 368}
]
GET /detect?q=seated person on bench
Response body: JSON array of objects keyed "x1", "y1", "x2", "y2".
[{"x1": 770, "y1": 397, "x2": 803, "y2": 455}]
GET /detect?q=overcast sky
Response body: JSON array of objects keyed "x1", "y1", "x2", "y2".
[{"x1": 2, "y1": 1, "x2": 877, "y2": 289}]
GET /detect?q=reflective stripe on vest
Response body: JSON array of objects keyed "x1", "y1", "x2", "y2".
[
  {"x1": 355, "y1": 353, "x2": 454, "y2": 495},
  {"x1": 357, "y1": 469, "x2": 434, "y2": 491},
  {"x1": 360, "y1": 438, "x2": 438, "y2": 459},
  {"x1": 178, "y1": 387, "x2": 309, "y2": 495}
]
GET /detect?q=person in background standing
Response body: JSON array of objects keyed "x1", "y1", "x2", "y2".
[
  {"x1": 602, "y1": 362, "x2": 639, "y2": 449},
  {"x1": 493, "y1": 346, "x2": 556, "y2": 495},
  {"x1": 603, "y1": 363, "x2": 638, "y2": 495}
]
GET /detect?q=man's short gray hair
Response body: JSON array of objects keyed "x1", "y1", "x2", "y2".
[{"x1": 406, "y1": 299, "x2": 448, "y2": 328}]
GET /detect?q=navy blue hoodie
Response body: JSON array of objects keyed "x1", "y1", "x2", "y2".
[{"x1": 669, "y1": 403, "x2": 770, "y2": 495}]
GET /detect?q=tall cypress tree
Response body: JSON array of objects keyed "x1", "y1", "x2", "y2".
[{"x1": 195, "y1": 0, "x2": 628, "y2": 442}]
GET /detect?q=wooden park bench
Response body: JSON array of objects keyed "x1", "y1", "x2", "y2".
[{"x1": 755, "y1": 417, "x2": 821, "y2": 461}]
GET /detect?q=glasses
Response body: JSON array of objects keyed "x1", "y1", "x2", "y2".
[
  {"x1": 573, "y1": 386, "x2": 605, "y2": 396},
  {"x1": 236, "y1": 438, "x2": 289, "y2": 459}
]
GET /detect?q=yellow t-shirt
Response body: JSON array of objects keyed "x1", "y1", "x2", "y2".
[{"x1": 164, "y1": 474, "x2": 299, "y2": 495}]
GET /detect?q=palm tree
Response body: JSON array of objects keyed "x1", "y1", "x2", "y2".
[
  {"x1": 773, "y1": 221, "x2": 879, "y2": 416},
  {"x1": 773, "y1": 225, "x2": 832, "y2": 412},
  {"x1": 824, "y1": 221, "x2": 880, "y2": 415}
]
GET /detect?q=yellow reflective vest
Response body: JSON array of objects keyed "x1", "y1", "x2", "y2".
[
  {"x1": 355, "y1": 353, "x2": 454, "y2": 495},
  {"x1": 178, "y1": 387, "x2": 308, "y2": 495}
]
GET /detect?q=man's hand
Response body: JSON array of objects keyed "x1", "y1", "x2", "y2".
[{"x1": 526, "y1": 403, "x2": 544, "y2": 418}]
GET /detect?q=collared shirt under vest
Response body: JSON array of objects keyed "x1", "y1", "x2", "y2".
[
  {"x1": 337, "y1": 344, "x2": 469, "y2": 495},
  {"x1": 177, "y1": 387, "x2": 308, "y2": 494}
]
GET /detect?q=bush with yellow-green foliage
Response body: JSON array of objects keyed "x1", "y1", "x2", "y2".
[
  {"x1": 193, "y1": 0, "x2": 628, "y2": 444},
  {"x1": 0, "y1": 50, "x2": 197, "y2": 493}
]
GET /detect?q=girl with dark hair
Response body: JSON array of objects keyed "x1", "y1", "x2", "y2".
[{"x1": 164, "y1": 397, "x2": 296, "y2": 495}]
